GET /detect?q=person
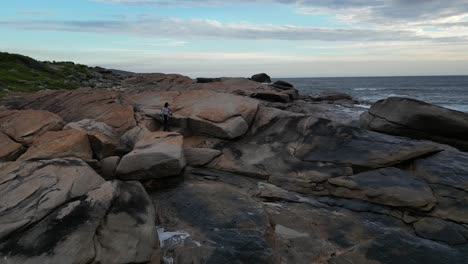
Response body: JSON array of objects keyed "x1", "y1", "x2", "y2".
[{"x1": 160, "y1": 102, "x2": 172, "y2": 131}]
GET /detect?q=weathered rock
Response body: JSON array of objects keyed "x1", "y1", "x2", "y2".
[
  {"x1": 412, "y1": 150, "x2": 468, "y2": 192},
  {"x1": 0, "y1": 180, "x2": 157, "y2": 264},
  {"x1": 360, "y1": 97, "x2": 468, "y2": 151},
  {"x1": 311, "y1": 92, "x2": 353, "y2": 102},
  {"x1": 250, "y1": 73, "x2": 271, "y2": 83},
  {"x1": 7, "y1": 89, "x2": 136, "y2": 135},
  {"x1": 0, "y1": 158, "x2": 105, "y2": 240},
  {"x1": 184, "y1": 148, "x2": 221, "y2": 167},
  {"x1": 64, "y1": 120, "x2": 120, "y2": 159},
  {"x1": 264, "y1": 199, "x2": 466, "y2": 264},
  {"x1": 251, "y1": 91, "x2": 290, "y2": 102},
  {"x1": 64, "y1": 118, "x2": 117, "y2": 140},
  {"x1": 18, "y1": 130, "x2": 93, "y2": 161},
  {"x1": 116, "y1": 132, "x2": 186, "y2": 180},
  {"x1": 196, "y1": 77, "x2": 221, "y2": 83},
  {"x1": 0, "y1": 110, "x2": 63, "y2": 145},
  {"x1": 119, "y1": 125, "x2": 151, "y2": 152},
  {"x1": 128, "y1": 90, "x2": 259, "y2": 139},
  {"x1": 150, "y1": 175, "x2": 272, "y2": 263},
  {"x1": 0, "y1": 133, "x2": 24, "y2": 162},
  {"x1": 328, "y1": 167, "x2": 437, "y2": 210},
  {"x1": 413, "y1": 217, "x2": 468, "y2": 245},
  {"x1": 270, "y1": 80, "x2": 294, "y2": 90},
  {"x1": 100, "y1": 156, "x2": 121, "y2": 180},
  {"x1": 207, "y1": 116, "x2": 440, "y2": 194},
  {"x1": 430, "y1": 195, "x2": 468, "y2": 224}
]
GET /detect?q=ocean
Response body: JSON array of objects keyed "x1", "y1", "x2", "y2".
[{"x1": 279, "y1": 76, "x2": 468, "y2": 113}]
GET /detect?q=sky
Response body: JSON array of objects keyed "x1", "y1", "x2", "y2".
[{"x1": 1, "y1": 0, "x2": 468, "y2": 77}]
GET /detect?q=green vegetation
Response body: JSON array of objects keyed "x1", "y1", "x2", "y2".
[{"x1": 0, "y1": 52, "x2": 96, "y2": 96}]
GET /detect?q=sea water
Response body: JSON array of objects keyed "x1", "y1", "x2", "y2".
[{"x1": 279, "y1": 76, "x2": 468, "y2": 113}]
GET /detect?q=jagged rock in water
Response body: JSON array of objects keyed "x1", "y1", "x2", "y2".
[
  {"x1": 0, "y1": 109, "x2": 63, "y2": 145},
  {"x1": 360, "y1": 97, "x2": 468, "y2": 151},
  {"x1": 0, "y1": 132, "x2": 24, "y2": 162},
  {"x1": 18, "y1": 130, "x2": 93, "y2": 161},
  {"x1": 116, "y1": 132, "x2": 186, "y2": 180}
]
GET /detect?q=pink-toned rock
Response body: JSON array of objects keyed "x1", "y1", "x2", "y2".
[
  {"x1": 19, "y1": 130, "x2": 93, "y2": 161},
  {"x1": 0, "y1": 133, "x2": 25, "y2": 162},
  {"x1": 116, "y1": 132, "x2": 186, "y2": 180},
  {"x1": 7, "y1": 89, "x2": 136, "y2": 135},
  {"x1": 0, "y1": 110, "x2": 63, "y2": 145},
  {"x1": 128, "y1": 90, "x2": 259, "y2": 139}
]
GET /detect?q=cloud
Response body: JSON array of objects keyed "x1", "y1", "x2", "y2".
[
  {"x1": 93, "y1": 0, "x2": 468, "y2": 26},
  {"x1": 1, "y1": 17, "x2": 464, "y2": 43},
  {"x1": 16, "y1": 10, "x2": 57, "y2": 16}
]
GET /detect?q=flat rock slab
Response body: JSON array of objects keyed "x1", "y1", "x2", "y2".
[
  {"x1": 0, "y1": 133, "x2": 24, "y2": 162},
  {"x1": 360, "y1": 97, "x2": 468, "y2": 151},
  {"x1": 293, "y1": 118, "x2": 440, "y2": 169},
  {"x1": 0, "y1": 158, "x2": 105, "y2": 240},
  {"x1": 0, "y1": 180, "x2": 157, "y2": 264},
  {"x1": 413, "y1": 217, "x2": 468, "y2": 245},
  {"x1": 328, "y1": 167, "x2": 437, "y2": 210},
  {"x1": 412, "y1": 150, "x2": 468, "y2": 192},
  {"x1": 150, "y1": 177, "x2": 273, "y2": 264},
  {"x1": 18, "y1": 130, "x2": 93, "y2": 161},
  {"x1": 117, "y1": 132, "x2": 186, "y2": 180},
  {"x1": 0, "y1": 110, "x2": 63, "y2": 145},
  {"x1": 264, "y1": 201, "x2": 467, "y2": 264}
]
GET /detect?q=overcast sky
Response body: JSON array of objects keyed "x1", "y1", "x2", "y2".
[{"x1": 1, "y1": 0, "x2": 468, "y2": 77}]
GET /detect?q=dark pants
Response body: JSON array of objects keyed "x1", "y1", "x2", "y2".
[{"x1": 163, "y1": 115, "x2": 170, "y2": 131}]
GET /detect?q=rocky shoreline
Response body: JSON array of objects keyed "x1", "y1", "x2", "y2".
[{"x1": 0, "y1": 73, "x2": 467, "y2": 263}]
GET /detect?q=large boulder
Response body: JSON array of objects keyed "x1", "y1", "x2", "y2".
[
  {"x1": 0, "y1": 158, "x2": 105, "y2": 240},
  {"x1": 116, "y1": 132, "x2": 186, "y2": 180},
  {"x1": 0, "y1": 110, "x2": 63, "y2": 145},
  {"x1": 250, "y1": 73, "x2": 271, "y2": 83},
  {"x1": 18, "y1": 130, "x2": 93, "y2": 161},
  {"x1": 6, "y1": 89, "x2": 136, "y2": 136},
  {"x1": 128, "y1": 90, "x2": 259, "y2": 139},
  {"x1": 64, "y1": 120, "x2": 119, "y2": 159},
  {"x1": 360, "y1": 97, "x2": 468, "y2": 151},
  {"x1": 0, "y1": 133, "x2": 24, "y2": 162},
  {"x1": 328, "y1": 167, "x2": 437, "y2": 210},
  {"x1": 0, "y1": 180, "x2": 157, "y2": 264}
]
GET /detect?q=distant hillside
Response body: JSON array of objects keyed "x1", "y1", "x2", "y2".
[{"x1": 0, "y1": 52, "x2": 128, "y2": 97}]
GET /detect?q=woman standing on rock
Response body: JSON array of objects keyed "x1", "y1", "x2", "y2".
[{"x1": 160, "y1": 102, "x2": 172, "y2": 131}]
